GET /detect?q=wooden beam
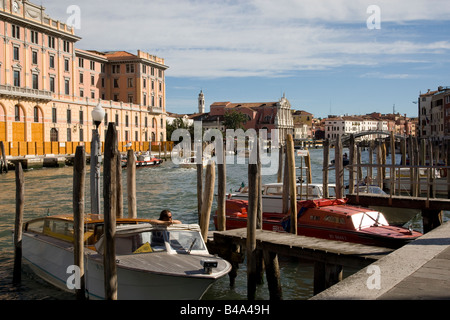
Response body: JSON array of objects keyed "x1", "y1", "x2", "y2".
[{"x1": 346, "y1": 193, "x2": 450, "y2": 211}]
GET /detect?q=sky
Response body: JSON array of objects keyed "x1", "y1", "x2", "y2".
[{"x1": 40, "y1": 0, "x2": 450, "y2": 118}]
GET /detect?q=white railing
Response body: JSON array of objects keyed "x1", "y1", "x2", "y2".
[{"x1": 0, "y1": 85, "x2": 53, "y2": 101}]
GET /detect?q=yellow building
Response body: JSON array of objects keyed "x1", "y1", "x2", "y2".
[
  {"x1": 292, "y1": 110, "x2": 313, "y2": 139},
  {"x1": 0, "y1": 1, "x2": 168, "y2": 156}
]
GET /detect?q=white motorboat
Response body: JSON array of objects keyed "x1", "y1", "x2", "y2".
[
  {"x1": 383, "y1": 167, "x2": 448, "y2": 196},
  {"x1": 21, "y1": 214, "x2": 231, "y2": 300},
  {"x1": 228, "y1": 182, "x2": 336, "y2": 213}
]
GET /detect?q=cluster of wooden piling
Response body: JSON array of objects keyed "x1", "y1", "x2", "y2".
[
  {"x1": 207, "y1": 134, "x2": 301, "y2": 300},
  {"x1": 324, "y1": 133, "x2": 450, "y2": 233},
  {"x1": 12, "y1": 123, "x2": 141, "y2": 300}
]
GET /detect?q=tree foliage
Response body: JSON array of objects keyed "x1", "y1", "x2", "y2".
[
  {"x1": 223, "y1": 110, "x2": 248, "y2": 130},
  {"x1": 166, "y1": 118, "x2": 194, "y2": 141}
]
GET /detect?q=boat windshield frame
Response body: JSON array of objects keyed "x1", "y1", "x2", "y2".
[
  {"x1": 351, "y1": 211, "x2": 389, "y2": 230},
  {"x1": 99, "y1": 224, "x2": 209, "y2": 256}
]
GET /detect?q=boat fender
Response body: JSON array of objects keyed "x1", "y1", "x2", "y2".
[{"x1": 281, "y1": 206, "x2": 308, "y2": 232}]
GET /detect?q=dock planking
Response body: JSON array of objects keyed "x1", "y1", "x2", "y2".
[
  {"x1": 312, "y1": 221, "x2": 450, "y2": 300},
  {"x1": 212, "y1": 228, "x2": 393, "y2": 269}
]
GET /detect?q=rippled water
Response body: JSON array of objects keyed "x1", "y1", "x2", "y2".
[{"x1": 0, "y1": 148, "x2": 446, "y2": 300}]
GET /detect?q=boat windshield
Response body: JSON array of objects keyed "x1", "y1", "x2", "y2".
[
  {"x1": 351, "y1": 211, "x2": 389, "y2": 230},
  {"x1": 166, "y1": 230, "x2": 206, "y2": 253},
  {"x1": 356, "y1": 186, "x2": 386, "y2": 195},
  {"x1": 114, "y1": 229, "x2": 206, "y2": 255},
  {"x1": 115, "y1": 230, "x2": 167, "y2": 254}
]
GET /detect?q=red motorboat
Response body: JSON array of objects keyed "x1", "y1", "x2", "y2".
[{"x1": 214, "y1": 198, "x2": 422, "y2": 249}]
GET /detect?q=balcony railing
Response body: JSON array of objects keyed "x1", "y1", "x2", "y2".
[{"x1": 0, "y1": 85, "x2": 53, "y2": 102}]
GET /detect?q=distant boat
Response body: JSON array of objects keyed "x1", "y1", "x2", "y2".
[
  {"x1": 177, "y1": 154, "x2": 211, "y2": 169},
  {"x1": 121, "y1": 151, "x2": 163, "y2": 167},
  {"x1": 330, "y1": 153, "x2": 350, "y2": 167},
  {"x1": 21, "y1": 214, "x2": 231, "y2": 300}
]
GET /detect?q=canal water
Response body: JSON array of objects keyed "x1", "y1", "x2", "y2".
[{"x1": 0, "y1": 148, "x2": 447, "y2": 300}]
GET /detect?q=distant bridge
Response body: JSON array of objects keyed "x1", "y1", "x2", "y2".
[{"x1": 330, "y1": 131, "x2": 405, "y2": 146}]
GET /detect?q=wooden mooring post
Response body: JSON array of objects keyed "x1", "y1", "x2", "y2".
[
  {"x1": 247, "y1": 147, "x2": 258, "y2": 300},
  {"x1": 286, "y1": 134, "x2": 297, "y2": 234},
  {"x1": 322, "y1": 139, "x2": 329, "y2": 198},
  {"x1": 216, "y1": 146, "x2": 226, "y2": 231},
  {"x1": 200, "y1": 160, "x2": 215, "y2": 242},
  {"x1": 13, "y1": 162, "x2": 24, "y2": 285},
  {"x1": 127, "y1": 149, "x2": 137, "y2": 219},
  {"x1": 103, "y1": 123, "x2": 118, "y2": 300},
  {"x1": 335, "y1": 135, "x2": 344, "y2": 198},
  {"x1": 73, "y1": 146, "x2": 86, "y2": 300},
  {"x1": 0, "y1": 141, "x2": 7, "y2": 174}
]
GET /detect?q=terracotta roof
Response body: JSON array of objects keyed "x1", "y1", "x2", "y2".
[
  {"x1": 103, "y1": 51, "x2": 139, "y2": 60},
  {"x1": 420, "y1": 90, "x2": 438, "y2": 97}
]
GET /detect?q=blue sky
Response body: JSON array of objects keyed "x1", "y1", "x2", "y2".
[{"x1": 41, "y1": 0, "x2": 450, "y2": 118}]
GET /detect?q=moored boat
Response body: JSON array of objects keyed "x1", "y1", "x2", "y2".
[
  {"x1": 214, "y1": 198, "x2": 422, "y2": 249},
  {"x1": 21, "y1": 214, "x2": 231, "y2": 300},
  {"x1": 228, "y1": 182, "x2": 336, "y2": 213}
]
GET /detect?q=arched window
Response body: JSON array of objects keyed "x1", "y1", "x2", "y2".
[
  {"x1": 151, "y1": 132, "x2": 155, "y2": 141},
  {"x1": 152, "y1": 117, "x2": 157, "y2": 129},
  {"x1": 50, "y1": 128, "x2": 58, "y2": 142}
]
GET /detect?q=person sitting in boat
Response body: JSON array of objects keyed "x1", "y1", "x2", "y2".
[{"x1": 158, "y1": 209, "x2": 181, "y2": 225}]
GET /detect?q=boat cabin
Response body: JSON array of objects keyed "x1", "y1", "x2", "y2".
[{"x1": 299, "y1": 200, "x2": 390, "y2": 231}]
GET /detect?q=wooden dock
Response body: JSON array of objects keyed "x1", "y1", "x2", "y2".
[
  {"x1": 311, "y1": 220, "x2": 450, "y2": 300},
  {"x1": 208, "y1": 228, "x2": 393, "y2": 296}
]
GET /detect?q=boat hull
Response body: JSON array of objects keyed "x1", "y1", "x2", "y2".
[{"x1": 22, "y1": 233, "x2": 228, "y2": 300}]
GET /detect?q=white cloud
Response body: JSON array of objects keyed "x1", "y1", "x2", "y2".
[
  {"x1": 360, "y1": 72, "x2": 417, "y2": 79},
  {"x1": 42, "y1": 0, "x2": 450, "y2": 79}
]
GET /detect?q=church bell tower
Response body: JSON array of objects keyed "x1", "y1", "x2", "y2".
[{"x1": 198, "y1": 90, "x2": 205, "y2": 113}]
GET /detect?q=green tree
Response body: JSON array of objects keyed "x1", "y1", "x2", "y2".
[
  {"x1": 166, "y1": 118, "x2": 194, "y2": 141},
  {"x1": 223, "y1": 110, "x2": 248, "y2": 130}
]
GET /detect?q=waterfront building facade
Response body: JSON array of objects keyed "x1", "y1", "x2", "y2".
[
  {"x1": 324, "y1": 113, "x2": 416, "y2": 141},
  {"x1": 292, "y1": 110, "x2": 313, "y2": 140},
  {"x1": 418, "y1": 86, "x2": 450, "y2": 140},
  {"x1": 0, "y1": 1, "x2": 168, "y2": 156},
  {"x1": 204, "y1": 93, "x2": 294, "y2": 144}
]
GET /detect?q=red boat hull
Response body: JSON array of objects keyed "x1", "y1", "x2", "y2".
[{"x1": 214, "y1": 198, "x2": 422, "y2": 249}]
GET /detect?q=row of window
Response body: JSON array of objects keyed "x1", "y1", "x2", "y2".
[
  {"x1": 14, "y1": 104, "x2": 164, "y2": 130},
  {"x1": 12, "y1": 68, "x2": 165, "y2": 106},
  {"x1": 51, "y1": 127, "x2": 163, "y2": 143},
  {"x1": 9, "y1": 23, "x2": 69, "y2": 52},
  {"x1": 12, "y1": 70, "x2": 66, "y2": 93}
]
